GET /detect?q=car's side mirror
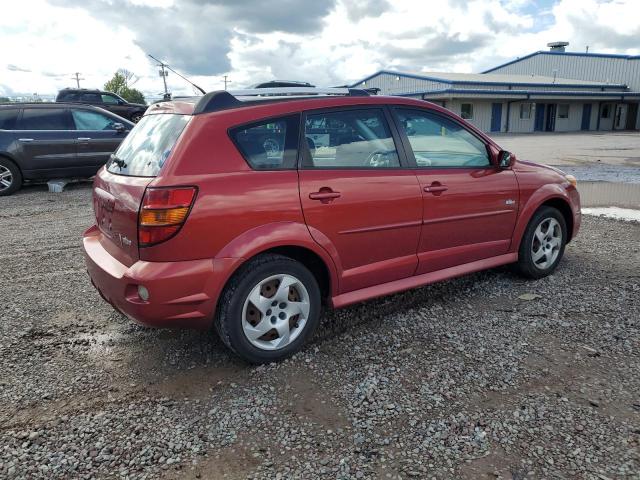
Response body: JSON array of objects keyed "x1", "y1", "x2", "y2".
[
  {"x1": 498, "y1": 150, "x2": 515, "y2": 169},
  {"x1": 113, "y1": 122, "x2": 126, "y2": 133}
]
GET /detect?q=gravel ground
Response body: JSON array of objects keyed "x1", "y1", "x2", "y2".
[{"x1": 1, "y1": 183, "x2": 639, "y2": 480}]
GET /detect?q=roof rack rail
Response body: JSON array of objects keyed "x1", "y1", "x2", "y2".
[{"x1": 193, "y1": 87, "x2": 370, "y2": 115}]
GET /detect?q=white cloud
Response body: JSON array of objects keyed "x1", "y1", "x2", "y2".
[{"x1": 1, "y1": 0, "x2": 638, "y2": 100}]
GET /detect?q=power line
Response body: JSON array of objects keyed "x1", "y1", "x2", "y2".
[{"x1": 147, "y1": 54, "x2": 206, "y2": 97}]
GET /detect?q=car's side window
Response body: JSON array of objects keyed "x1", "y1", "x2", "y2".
[
  {"x1": 81, "y1": 93, "x2": 102, "y2": 103},
  {"x1": 101, "y1": 94, "x2": 120, "y2": 104},
  {"x1": 17, "y1": 109, "x2": 73, "y2": 130},
  {"x1": 0, "y1": 109, "x2": 20, "y2": 130},
  {"x1": 72, "y1": 110, "x2": 118, "y2": 130},
  {"x1": 302, "y1": 109, "x2": 400, "y2": 168},
  {"x1": 230, "y1": 114, "x2": 299, "y2": 170},
  {"x1": 395, "y1": 108, "x2": 490, "y2": 168}
]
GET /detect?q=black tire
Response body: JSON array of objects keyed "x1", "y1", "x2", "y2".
[
  {"x1": 516, "y1": 206, "x2": 567, "y2": 279},
  {"x1": 0, "y1": 157, "x2": 22, "y2": 197},
  {"x1": 131, "y1": 113, "x2": 143, "y2": 123},
  {"x1": 215, "y1": 254, "x2": 322, "y2": 364}
]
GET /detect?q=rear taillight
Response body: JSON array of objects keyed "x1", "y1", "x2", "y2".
[{"x1": 138, "y1": 187, "x2": 197, "y2": 247}]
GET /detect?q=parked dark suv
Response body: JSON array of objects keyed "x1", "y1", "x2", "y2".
[
  {"x1": 56, "y1": 89, "x2": 147, "y2": 123},
  {"x1": 0, "y1": 103, "x2": 133, "y2": 196}
]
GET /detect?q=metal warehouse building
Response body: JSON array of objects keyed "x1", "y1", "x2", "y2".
[{"x1": 350, "y1": 46, "x2": 640, "y2": 134}]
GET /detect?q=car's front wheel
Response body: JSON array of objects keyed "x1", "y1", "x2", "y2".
[
  {"x1": 516, "y1": 206, "x2": 567, "y2": 279},
  {"x1": 0, "y1": 157, "x2": 22, "y2": 196},
  {"x1": 216, "y1": 254, "x2": 321, "y2": 364},
  {"x1": 131, "y1": 113, "x2": 143, "y2": 123}
]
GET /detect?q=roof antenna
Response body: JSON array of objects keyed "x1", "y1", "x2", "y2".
[{"x1": 148, "y1": 54, "x2": 206, "y2": 95}]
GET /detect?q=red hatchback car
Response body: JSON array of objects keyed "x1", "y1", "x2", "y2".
[{"x1": 83, "y1": 87, "x2": 581, "y2": 363}]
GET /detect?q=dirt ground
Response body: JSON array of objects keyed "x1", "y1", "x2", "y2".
[
  {"x1": 495, "y1": 131, "x2": 640, "y2": 168},
  {"x1": 1, "y1": 183, "x2": 639, "y2": 479}
]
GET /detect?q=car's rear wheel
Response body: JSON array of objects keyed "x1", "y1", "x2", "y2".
[
  {"x1": 216, "y1": 254, "x2": 321, "y2": 364},
  {"x1": 131, "y1": 113, "x2": 143, "y2": 123},
  {"x1": 516, "y1": 206, "x2": 567, "y2": 279},
  {"x1": 0, "y1": 158, "x2": 22, "y2": 196}
]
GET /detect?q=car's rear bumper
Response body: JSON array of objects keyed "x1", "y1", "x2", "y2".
[{"x1": 83, "y1": 225, "x2": 236, "y2": 329}]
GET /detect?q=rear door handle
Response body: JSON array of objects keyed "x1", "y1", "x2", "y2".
[
  {"x1": 18, "y1": 138, "x2": 34, "y2": 142},
  {"x1": 309, "y1": 190, "x2": 341, "y2": 201},
  {"x1": 77, "y1": 137, "x2": 91, "y2": 141},
  {"x1": 424, "y1": 182, "x2": 449, "y2": 195}
]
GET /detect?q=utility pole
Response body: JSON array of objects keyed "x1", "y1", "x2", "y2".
[
  {"x1": 223, "y1": 75, "x2": 232, "y2": 90},
  {"x1": 155, "y1": 61, "x2": 169, "y2": 99},
  {"x1": 71, "y1": 72, "x2": 84, "y2": 88}
]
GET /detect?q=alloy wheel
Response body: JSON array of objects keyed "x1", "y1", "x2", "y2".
[
  {"x1": 531, "y1": 217, "x2": 562, "y2": 270},
  {"x1": 0, "y1": 165, "x2": 13, "y2": 192},
  {"x1": 242, "y1": 274, "x2": 310, "y2": 351}
]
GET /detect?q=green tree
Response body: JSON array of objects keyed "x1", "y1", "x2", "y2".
[
  {"x1": 104, "y1": 69, "x2": 146, "y2": 105},
  {"x1": 0, "y1": 97, "x2": 11, "y2": 103}
]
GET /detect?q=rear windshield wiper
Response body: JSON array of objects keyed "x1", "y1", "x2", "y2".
[{"x1": 110, "y1": 154, "x2": 128, "y2": 170}]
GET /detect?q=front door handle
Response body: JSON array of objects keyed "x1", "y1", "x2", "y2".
[
  {"x1": 18, "y1": 138, "x2": 34, "y2": 142},
  {"x1": 77, "y1": 137, "x2": 91, "y2": 141},
  {"x1": 309, "y1": 189, "x2": 341, "y2": 202},
  {"x1": 424, "y1": 183, "x2": 448, "y2": 195}
]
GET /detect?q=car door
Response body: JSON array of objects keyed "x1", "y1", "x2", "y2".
[
  {"x1": 71, "y1": 108, "x2": 130, "y2": 170},
  {"x1": 298, "y1": 107, "x2": 423, "y2": 293},
  {"x1": 392, "y1": 107, "x2": 519, "y2": 274},
  {"x1": 14, "y1": 107, "x2": 80, "y2": 177}
]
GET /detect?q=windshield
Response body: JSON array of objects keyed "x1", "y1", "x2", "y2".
[{"x1": 107, "y1": 114, "x2": 190, "y2": 177}]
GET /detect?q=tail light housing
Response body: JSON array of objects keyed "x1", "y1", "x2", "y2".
[{"x1": 138, "y1": 186, "x2": 197, "y2": 247}]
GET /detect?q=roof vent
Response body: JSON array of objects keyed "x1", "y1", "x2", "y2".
[{"x1": 547, "y1": 41, "x2": 569, "y2": 52}]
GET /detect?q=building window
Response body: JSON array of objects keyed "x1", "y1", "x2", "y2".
[
  {"x1": 558, "y1": 104, "x2": 569, "y2": 119},
  {"x1": 460, "y1": 103, "x2": 473, "y2": 119},
  {"x1": 520, "y1": 103, "x2": 533, "y2": 119},
  {"x1": 601, "y1": 104, "x2": 611, "y2": 119}
]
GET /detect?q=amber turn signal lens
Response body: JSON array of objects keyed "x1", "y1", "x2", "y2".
[
  {"x1": 140, "y1": 206, "x2": 190, "y2": 226},
  {"x1": 565, "y1": 174, "x2": 577, "y2": 187}
]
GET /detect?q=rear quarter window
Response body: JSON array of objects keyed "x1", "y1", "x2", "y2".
[
  {"x1": 18, "y1": 109, "x2": 73, "y2": 130},
  {"x1": 229, "y1": 114, "x2": 300, "y2": 170},
  {"x1": 107, "y1": 113, "x2": 190, "y2": 177}
]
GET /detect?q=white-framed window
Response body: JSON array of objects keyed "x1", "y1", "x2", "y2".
[
  {"x1": 558, "y1": 104, "x2": 569, "y2": 119},
  {"x1": 460, "y1": 103, "x2": 473, "y2": 119},
  {"x1": 520, "y1": 103, "x2": 532, "y2": 119}
]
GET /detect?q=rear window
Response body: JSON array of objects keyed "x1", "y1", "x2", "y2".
[
  {"x1": 107, "y1": 114, "x2": 189, "y2": 177},
  {"x1": 0, "y1": 109, "x2": 19, "y2": 130}
]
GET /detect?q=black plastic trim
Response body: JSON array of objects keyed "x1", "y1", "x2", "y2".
[{"x1": 194, "y1": 91, "x2": 243, "y2": 115}]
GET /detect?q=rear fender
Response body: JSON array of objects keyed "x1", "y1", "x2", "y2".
[{"x1": 215, "y1": 221, "x2": 341, "y2": 296}]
